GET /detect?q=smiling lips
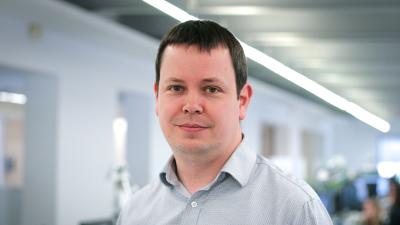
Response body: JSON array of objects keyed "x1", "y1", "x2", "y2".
[{"x1": 177, "y1": 123, "x2": 210, "y2": 132}]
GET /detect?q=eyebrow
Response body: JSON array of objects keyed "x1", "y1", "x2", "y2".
[
  {"x1": 201, "y1": 78, "x2": 227, "y2": 87},
  {"x1": 202, "y1": 78, "x2": 223, "y2": 83},
  {"x1": 163, "y1": 78, "x2": 185, "y2": 83},
  {"x1": 163, "y1": 77, "x2": 226, "y2": 86}
]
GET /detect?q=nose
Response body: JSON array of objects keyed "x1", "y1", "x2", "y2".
[{"x1": 182, "y1": 92, "x2": 203, "y2": 114}]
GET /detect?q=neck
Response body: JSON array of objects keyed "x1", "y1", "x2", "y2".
[
  {"x1": 175, "y1": 154, "x2": 228, "y2": 193},
  {"x1": 174, "y1": 133, "x2": 243, "y2": 194}
]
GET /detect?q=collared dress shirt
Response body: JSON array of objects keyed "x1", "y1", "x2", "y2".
[{"x1": 117, "y1": 140, "x2": 333, "y2": 225}]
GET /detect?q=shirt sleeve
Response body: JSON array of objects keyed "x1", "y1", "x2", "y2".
[{"x1": 291, "y1": 199, "x2": 333, "y2": 225}]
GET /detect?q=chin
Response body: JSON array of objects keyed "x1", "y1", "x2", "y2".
[{"x1": 172, "y1": 141, "x2": 213, "y2": 155}]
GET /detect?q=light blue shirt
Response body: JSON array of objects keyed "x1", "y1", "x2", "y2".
[{"x1": 118, "y1": 139, "x2": 333, "y2": 225}]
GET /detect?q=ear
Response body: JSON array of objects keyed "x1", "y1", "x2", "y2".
[
  {"x1": 238, "y1": 83, "x2": 253, "y2": 120},
  {"x1": 154, "y1": 82, "x2": 159, "y2": 116}
]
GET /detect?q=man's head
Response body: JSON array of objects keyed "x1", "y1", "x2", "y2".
[
  {"x1": 155, "y1": 20, "x2": 247, "y2": 97},
  {"x1": 154, "y1": 20, "x2": 252, "y2": 158}
]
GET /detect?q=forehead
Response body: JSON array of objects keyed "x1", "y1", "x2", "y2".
[
  {"x1": 159, "y1": 45, "x2": 235, "y2": 83},
  {"x1": 162, "y1": 44, "x2": 231, "y2": 62}
]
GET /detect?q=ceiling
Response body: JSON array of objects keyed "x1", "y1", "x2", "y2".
[{"x1": 61, "y1": 0, "x2": 400, "y2": 121}]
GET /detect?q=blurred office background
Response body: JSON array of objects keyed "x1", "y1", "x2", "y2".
[{"x1": 1, "y1": 0, "x2": 400, "y2": 224}]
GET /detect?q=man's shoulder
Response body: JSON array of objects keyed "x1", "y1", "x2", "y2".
[
  {"x1": 128, "y1": 178, "x2": 164, "y2": 203},
  {"x1": 121, "y1": 178, "x2": 165, "y2": 214},
  {"x1": 252, "y1": 154, "x2": 320, "y2": 202},
  {"x1": 118, "y1": 178, "x2": 168, "y2": 225}
]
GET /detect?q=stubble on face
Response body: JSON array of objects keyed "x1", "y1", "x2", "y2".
[{"x1": 163, "y1": 113, "x2": 219, "y2": 157}]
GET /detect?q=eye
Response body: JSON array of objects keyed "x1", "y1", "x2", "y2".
[
  {"x1": 167, "y1": 85, "x2": 184, "y2": 93},
  {"x1": 205, "y1": 86, "x2": 220, "y2": 94}
]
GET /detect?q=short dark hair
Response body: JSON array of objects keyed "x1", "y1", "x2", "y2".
[{"x1": 155, "y1": 20, "x2": 247, "y2": 97}]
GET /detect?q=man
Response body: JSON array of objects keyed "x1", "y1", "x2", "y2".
[{"x1": 118, "y1": 20, "x2": 332, "y2": 225}]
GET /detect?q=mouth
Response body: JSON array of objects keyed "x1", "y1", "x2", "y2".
[{"x1": 176, "y1": 123, "x2": 209, "y2": 132}]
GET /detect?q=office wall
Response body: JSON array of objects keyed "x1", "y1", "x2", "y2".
[
  {"x1": 0, "y1": 0, "x2": 158, "y2": 224},
  {"x1": 22, "y1": 72, "x2": 58, "y2": 225},
  {"x1": 242, "y1": 79, "x2": 336, "y2": 178}
]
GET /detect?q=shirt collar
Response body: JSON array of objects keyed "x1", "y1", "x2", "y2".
[
  {"x1": 160, "y1": 156, "x2": 179, "y2": 187},
  {"x1": 219, "y1": 138, "x2": 257, "y2": 187},
  {"x1": 159, "y1": 136, "x2": 257, "y2": 188}
]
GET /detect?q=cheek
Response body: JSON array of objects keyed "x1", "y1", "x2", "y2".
[
  {"x1": 211, "y1": 101, "x2": 240, "y2": 122},
  {"x1": 158, "y1": 99, "x2": 179, "y2": 119}
]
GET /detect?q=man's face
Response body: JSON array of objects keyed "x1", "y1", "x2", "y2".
[{"x1": 155, "y1": 45, "x2": 252, "y2": 158}]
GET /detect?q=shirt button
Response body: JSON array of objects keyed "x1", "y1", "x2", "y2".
[{"x1": 191, "y1": 201, "x2": 198, "y2": 208}]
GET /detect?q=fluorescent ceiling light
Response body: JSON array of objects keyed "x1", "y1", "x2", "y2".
[
  {"x1": 196, "y1": 6, "x2": 267, "y2": 16},
  {"x1": 0, "y1": 91, "x2": 27, "y2": 105},
  {"x1": 142, "y1": 0, "x2": 391, "y2": 133},
  {"x1": 142, "y1": 0, "x2": 198, "y2": 21}
]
